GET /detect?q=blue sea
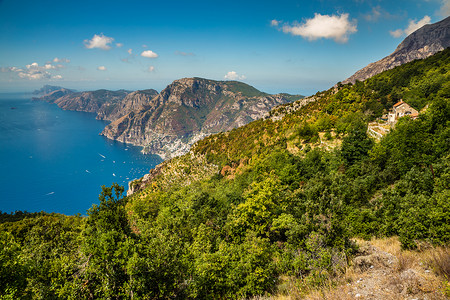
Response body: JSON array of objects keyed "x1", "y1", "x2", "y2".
[{"x1": 0, "y1": 93, "x2": 162, "y2": 215}]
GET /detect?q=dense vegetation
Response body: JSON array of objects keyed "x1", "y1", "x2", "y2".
[{"x1": 1, "y1": 49, "x2": 449, "y2": 299}]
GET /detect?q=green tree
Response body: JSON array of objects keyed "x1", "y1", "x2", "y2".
[
  {"x1": 341, "y1": 129, "x2": 373, "y2": 166},
  {"x1": 81, "y1": 183, "x2": 135, "y2": 299}
]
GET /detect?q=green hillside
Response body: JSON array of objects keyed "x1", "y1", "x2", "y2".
[{"x1": 1, "y1": 49, "x2": 449, "y2": 299}]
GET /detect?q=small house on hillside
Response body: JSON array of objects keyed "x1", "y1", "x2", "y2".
[{"x1": 388, "y1": 100, "x2": 419, "y2": 124}]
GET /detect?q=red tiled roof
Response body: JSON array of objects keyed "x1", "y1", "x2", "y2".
[{"x1": 393, "y1": 100, "x2": 404, "y2": 107}]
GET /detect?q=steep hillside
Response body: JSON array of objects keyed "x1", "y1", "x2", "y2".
[
  {"x1": 100, "y1": 89, "x2": 159, "y2": 121},
  {"x1": 121, "y1": 49, "x2": 449, "y2": 298},
  {"x1": 51, "y1": 89, "x2": 131, "y2": 119},
  {"x1": 101, "y1": 77, "x2": 302, "y2": 159},
  {"x1": 34, "y1": 87, "x2": 158, "y2": 122},
  {"x1": 1, "y1": 49, "x2": 448, "y2": 300},
  {"x1": 343, "y1": 16, "x2": 449, "y2": 84}
]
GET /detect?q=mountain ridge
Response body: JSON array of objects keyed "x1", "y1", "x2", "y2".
[
  {"x1": 34, "y1": 78, "x2": 302, "y2": 159},
  {"x1": 343, "y1": 16, "x2": 450, "y2": 84},
  {"x1": 34, "y1": 88, "x2": 133, "y2": 120},
  {"x1": 32, "y1": 85, "x2": 75, "y2": 95},
  {"x1": 101, "y1": 77, "x2": 302, "y2": 159}
]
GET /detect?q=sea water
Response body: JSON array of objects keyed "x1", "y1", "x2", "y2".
[{"x1": 0, "y1": 93, "x2": 162, "y2": 215}]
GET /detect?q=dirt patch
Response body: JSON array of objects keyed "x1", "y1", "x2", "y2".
[
  {"x1": 257, "y1": 237, "x2": 448, "y2": 300},
  {"x1": 308, "y1": 238, "x2": 448, "y2": 300}
]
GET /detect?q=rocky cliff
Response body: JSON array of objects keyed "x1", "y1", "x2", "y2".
[
  {"x1": 101, "y1": 89, "x2": 158, "y2": 121},
  {"x1": 343, "y1": 16, "x2": 450, "y2": 84},
  {"x1": 52, "y1": 89, "x2": 131, "y2": 119},
  {"x1": 101, "y1": 77, "x2": 302, "y2": 159},
  {"x1": 35, "y1": 89, "x2": 132, "y2": 120}
]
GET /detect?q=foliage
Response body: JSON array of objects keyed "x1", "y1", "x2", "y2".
[{"x1": 0, "y1": 49, "x2": 448, "y2": 298}]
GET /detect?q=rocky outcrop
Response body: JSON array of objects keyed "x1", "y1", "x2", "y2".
[
  {"x1": 343, "y1": 16, "x2": 450, "y2": 84},
  {"x1": 269, "y1": 95, "x2": 321, "y2": 121},
  {"x1": 35, "y1": 88, "x2": 134, "y2": 119},
  {"x1": 52, "y1": 89, "x2": 130, "y2": 119},
  {"x1": 101, "y1": 89, "x2": 158, "y2": 121},
  {"x1": 35, "y1": 88, "x2": 159, "y2": 122},
  {"x1": 101, "y1": 77, "x2": 302, "y2": 159}
]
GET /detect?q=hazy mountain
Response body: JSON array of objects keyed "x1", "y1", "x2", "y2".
[{"x1": 32, "y1": 85, "x2": 75, "y2": 95}]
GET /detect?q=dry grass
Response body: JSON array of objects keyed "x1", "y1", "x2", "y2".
[
  {"x1": 370, "y1": 237, "x2": 448, "y2": 298},
  {"x1": 426, "y1": 247, "x2": 450, "y2": 279},
  {"x1": 395, "y1": 251, "x2": 416, "y2": 272},
  {"x1": 368, "y1": 236, "x2": 400, "y2": 255},
  {"x1": 260, "y1": 237, "x2": 449, "y2": 300}
]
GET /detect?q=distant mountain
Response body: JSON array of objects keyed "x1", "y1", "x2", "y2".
[
  {"x1": 35, "y1": 89, "x2": 132, "y2": 120},
  {"x1": 101, "y1": 77, "x2": 302, "y2": 159},
  {"x1": 32, "y1": 85, "x2": 75, "y2": 95},
  {"x1": 343, "y1": 16, "x2": 450, "y2": 84},
  {"x1": 33, "y1": 88, "x2": 75, "y2": 102},
  {"x1": 33, "y1": 79, "x2": 301, "y2": 159}
]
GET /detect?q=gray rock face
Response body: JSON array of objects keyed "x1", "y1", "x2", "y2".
[
  {"x1": 99, "y1": 89, "x2": 158, "y2": 121},
  {"x1": 53, "y1": 89, "x2": 130, "y2": 119},
  {"x1": 343, "y1": 16, "x2": 450, "y2": 84},
  {"x1": 35, "y1": 89, "x2": 133, "y2": 120},
  {"x1": 101, "y1": 77, "x2": 302, "y2": 159}
]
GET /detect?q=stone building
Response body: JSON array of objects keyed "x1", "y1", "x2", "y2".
[{"x1": 388, "y1": 100, "x2": 419, "y2": 124}]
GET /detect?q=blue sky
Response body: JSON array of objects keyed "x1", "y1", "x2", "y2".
[{"x1": 0, "y1": 0, "x2": 448, "y2": 95}]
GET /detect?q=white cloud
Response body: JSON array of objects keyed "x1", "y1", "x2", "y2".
[
  {"x1": 175, "y1": 51, "x2": 195, "y2": 56},
  {"x1": 116, "y1": 43, "x2": 123, "y2": 48},
  {"x1": 224, "y1": 71, "x2": 246, "y2": 80},
  {"x1": 84, "y1": 34, "x2": 114, "y2": 50},
  {"x1": 18, "y1": 72, "x2": 49, "y2": 80},
  {"x1": 281, "y1": 13, "x2": 357, "y2": 43},
  {"x1": 438, "y1": 0, "x2": 450, "y2": 16},
  {"x1": 141, "y1": 50, "x2": 159, "y2": 58},
  {"x1": 53, "y1": 57, "x2": 70, "y2": 63},
  {"x1": 271, "y1": 19, "x2": 280, "y2": 26},
  {"x1": 11, "y1": 62, "x2": 52, "y2": 80},
  {"x1": 26, "y1": 62, "x2": 39, "y2": 69},
  {"x1": 128, "y1": 48, "x2": 133, "y2": 54},
  {"x1": 1, "y1": 66, "x2": 22, "y2": 73},
  {"x1": 405, "y1": 16, "x2": 431, "y2": 35},
  {"x1": 363, "y1": 6, "x2": 382, "y2": 22},
  {"x1": 3, "y1": 61, "x2": 65, "y2": 80},
  {"x1": 97, "y1": 66, "x2": 107, "y2": 71},
  {"x1": 148, "y1": 66, "x2": 155, "y2": 72},
  {"x1": 52, "y1": 75, "x2": 63, "y2": 80},
  {"x1": 390, "y1": 15, "x2": 431, "y2": 38},
  {"x1": 142, "y1": 44, "x2": 148, "y2": 48},
  {"x1": 363, "y1": 6, "x2": 396, "y2": 22},
  {"x1": 389, "y1": 29, "x2": 403, "y2": 38}
]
